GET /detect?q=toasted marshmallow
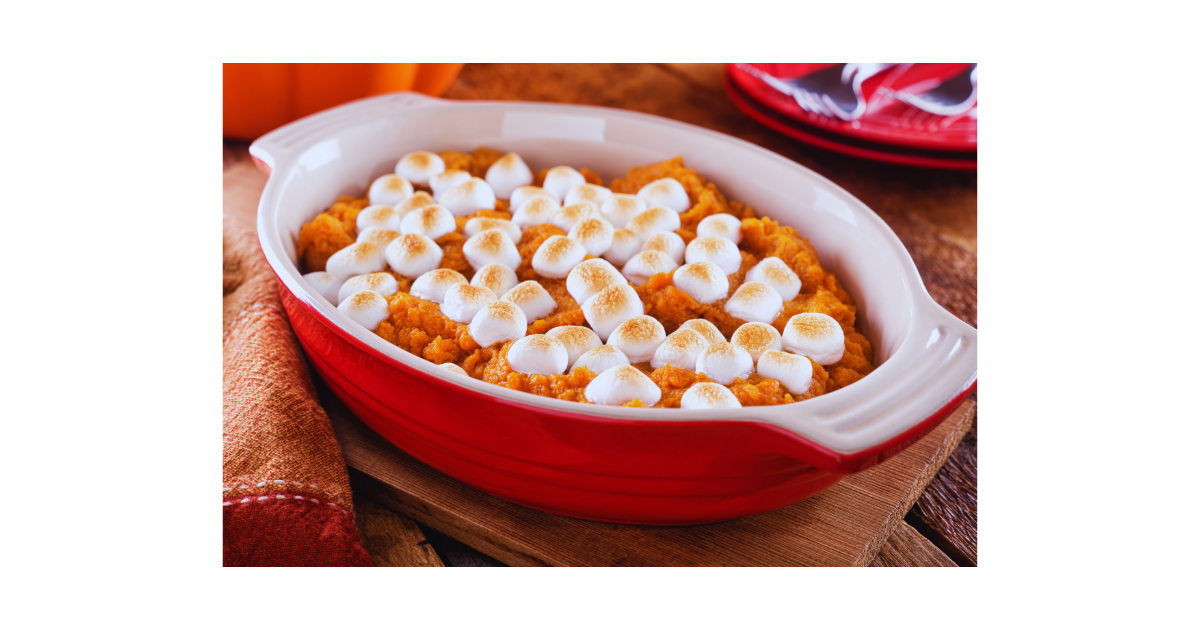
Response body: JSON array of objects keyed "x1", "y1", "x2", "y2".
[
  {"x1": 585, "y1": 364, "x2": 661, "y2": 406},
  {"x1": 356, "y1": 204, "x2": 403, "y2": 232},
  {"x1": 572, "y1": 345, "x2": 631, "y2": 374},
  {"x1": 464, "y1": 217, "x2": 522, "y2": 243},
  {"x1": 485, "y1": 153, "x2": 534, "y2": 199},
  {"x1": 756, "y1": 350, "x2": 814, "y2": 394},
  {"x1": 641, "y1": 231, "x2": 685, "y2": 264},
  {"x1": 697, "y1": 214, "x2": 743, "y2": 244},
  {"x1": 684, "y1": 236, "x2": 742, "y2": 275},
  {"x1": 730, "y1": 322, "x2": 783, "y2": 363},
  {"x1": 338, "y1": 290, "x2": 390, "y2": 330},
  {"x1": 501, "y1": 281, "x2": 558, "y2": 324},
  {"x1": 671, "y1": 262, "x2": 729, "y2": 304},
  {"x1": 782, "y1": 313, "x2": 845, "y2": 365},
  {"x1": 680, "y1": 382, "x2": 742, "y2": 410},
  {"x1": 600, "y1": 194, "x2": 647, "y2": 229},
  {"x1": 506, "y1": 334, "x2": 568, "y2": 375},
  {"x1": 394, "y1": 191, "x2": 436, "y2": 218},
  {"x1": 510, "y1": 195, "x2": 561, "y2": 229},
  {"x1": 326, "y1": 242, "x2": 386, "y2": 278},
  {"x1": 357, "y1": 227, "x2": 402, "y2": 250},
  {"x1": 564, "y1": 183, "x2": 613, "y2": 210},
  {"x1": 439, "y1": 363, "x2": 469, "y2": 377},
  {"x1": 603, "y1": 229, "x2": 642, "y2": 267},
  {"x1": 303, "y1": 271, "x2": 344, "y2": 304},
  {"x1": 395, "y1": 151, "x2": 445, "y2": 185},
  {"x1": 725, "y1": 281, "x2": 784, "y2": 324},
  {"x1": 470, "y1": 263, "x2": 518, "y2": 298},
  {"x1": 566, "y1": 258, "x2": 625, "y2": 305},
  {"x1": 338, "y1": 272, "x2": 400, "y2": 304},
  {"x1": 546, "y1": 326, "x2": 601, "y2": 367},
  {"x1": 399, "y1": 204, "x2": 456, "y2": 240},
  {"x1": 409, "y1": 268, "x2": 468, "y2": 304},
  {"x1": 440, "y1": 177, "x2": 497, "y2": 217},
  {"x1": 464, "y1": 228, "x2": 522, "y2": 271},
  {"x1": 368, "y1": 174, "x2": 414, "y2": 206},
  {"x1": 745, "y1": 257, "x2": 802, "y2": 302},
  {"x1": 650, "y1": 328, "x2": 708, "y2": 370},
  {"x1": 607, "y1": 315, "x2": 666, "y2": 363},
  {"x1": 440, "y1": 283, "x2": 497, "y2": 324},
  {"x1": 582, "y1": 282, "x2": 644, "y2": 342},
  {"x1": 542, "y1": 166, "x2": 585, "y2": 201},
  {"x1": 626, "y1": 207, "x2": 682, "y2": 241},
  {"x1": 568, "y1": 217, "x2": 615, "y2": 256},
  {"x1": 430, "y1": 169, "x2": 471, "y2": 200},
  {"x1": 532, "y1": 235, "x2": 587, "y2": 279},
  {"x1": 636, "y1": 178, "x2": 690, "y2": 213},
  {"x1": 468, "y1": 300, "x2": 527, "y2": 347},
  {"x1": 679, "y1": 319, "x2": 726, "y2": 345},
  {"x1": 622, "y1": 250, "x2": 679, "y2": 285},
  {"x1": 385, "y1": 233, "x2": 443, "y2": 278},
  {"x1": 695, "y1": 342, "x2": 754, "y2": 385},
  {"x1": 510, "y1": 185, "x2": 551, "y2": 210},
  {"x1": 552, "y1": 203, "x2": 603, "y2": 233}
]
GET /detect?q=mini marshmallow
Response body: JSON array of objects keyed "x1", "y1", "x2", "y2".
[
  {"x1": 680, "y1": 382, "x2": 742, "y2": 410},
  {"x1": 607, "y1": 315, "x2": 666, "y2": 363},
  {"x1": 357, "y1": 227, "x2": 402, "y2": 250},
  {"x1": 505, "y1": 334, "x2": 568, "y2": 375},
  {"x1": 395, "y1": 151, "x2": 445, "y2": 185},
  {"x1": 684, "y1": 236, "x2": 742, "y2": 275},
  {"x1": 356, "y1": 204, "x2": 403, "y2": 232},
  {"x1": 463, "y1": 228, "x2": 522, "y2": 271},
  {"x1": 546, "y1": 326, "x2": 601, "y2": 367},
  {"x1": 303, "y1": 271, "x2": 344, "y2": 304},
  {"x1": 622, "y1": 250, "x2": 678, "y2": 285},
  {"x1": 464, "y1": 217, "x2": 522, "y2": 243},
  {"x1": 568, "y1": 217, "x2": 615, "y2": 256},
  {"x1": 582, "y1": 282, "x2": 644, "y2": 341},
  {"x1": 510, "y1": 185, "x2": 551, "y2": 210},
  {"x1": 542, "y1": 166, "x2": 585, "y2": 202},
  {"x1": 566, "y1": 258, "x2": 625, "y2": 305},
  {"x1": 678, "y1": 319, "x2": 727, "y2": 345},
  {"x1": 338, "y1": 290, "x2": 390, "y2": 330},
  {"x1": 600, "y1": 194, "x2": 647, "y2": 229},
  {"x1": 636, "y1": 178, "x2": 690, "y2": 213},
  {"x1": 439, "y1": 363, "x2": 469, "y2": 377},
  {"x1": 782, "y1": 313, "x2": 845, "y2": 365},
  {"x1": 338, "y1": 272, "x2": 400, "y2": 304},
  {"x1": 672, "y1": 262, "x2": 729, "y2": 304},
  {"x1": 724, "y1": 281, "x2": 784, "y2": 324},
  {"x1": 394, "y1": 191, "x2": 436, "y2": 218},
  {"x1": 399, "y1": 204, "x2": 456, "y2": 240},
  {"x1": 385, "y1": 233, "x2": 443, "y2": 278},
  {"x1": 468, "y1": 300, "x2": 527, "y2": 347},
  {"x1": 696, "y1": 214, "x2": 743, "y2": 244},
  {"x1": 551, "y1": 203, "x2": 603, "y2": 233},
  {"x1": 641, "y1": 231, "x2": 685, "y2": 264},
  {"x1": 430, "y1": 169, "x2": 471, "y2": 200},
  {"x1": 368, "y1": 174, "x2": 414, "y2": 206},
  {"x1": 532, "y1": 235, "x2": 587, "y2": 279},
  {"x1": 603, "y1": 229, "x2": 642, "y2": 267},
  {"x1": 572, "y1": 345, "x2": 631, "y2": 375},
  {"x1": 695, "y1": 342, "x2": 754, "y2": 385},
  {"x1": 650, "y1": 328, "x2": 708, "y2": 370},
  {"x1": 485, "y1": 153, "x2": 534, "y2": 199},
  {"x1": 326, "y1": 242, "x2": 386, "y2": 278},
  {"x1": 510, "y1": 195, "x2": 561, "y2": 229},
  {"x1": 440, "y1": 283, "x2": 497, "y2": 324},
  {"x1": 585, "y1": 364, "x2": 661, "y2": 406},
  {"x1": 409, "y1": 268, "x2": 468, "y2": 304},
  {"x1": 564, "y1": 183, "x2": 613, "y2": 210},
  {"x1": 756, "y1": 350, "x2": 814, "y2": 395},
  {"x1": 626, "y1": 206, "x2": 682, "y2": 241},
  {"x1": 471, "y1": 263, "x2": 518, "y2": 299},
  {"x1": 439, "y1": 177, "x2": 497, "y2": 217},
  {"x1": 744, "y1": 257, "x2": 802, "y2": 302},
  {"x1": 730, "y1": 322, "x2": 783, "y2": 363},
  {"x1": 501, "y1": 281, "x2": 558, "y2": 324}
]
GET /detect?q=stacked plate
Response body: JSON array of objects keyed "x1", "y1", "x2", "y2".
[{"x1": 725, "y1": 63, "x2": 977, "y2": 170}]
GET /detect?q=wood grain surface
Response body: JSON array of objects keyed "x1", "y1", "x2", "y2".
[{"x1": 869, "y1": 521, "x2": 957, "y2": 567}]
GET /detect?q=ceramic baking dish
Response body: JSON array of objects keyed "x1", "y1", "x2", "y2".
[{"x1": 253, "y1": 92, "x2": 977, "y2": 525}]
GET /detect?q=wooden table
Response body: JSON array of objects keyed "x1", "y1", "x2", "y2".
[{"x1": 223, "y1": 63, "x2": 976, "y2": 567}]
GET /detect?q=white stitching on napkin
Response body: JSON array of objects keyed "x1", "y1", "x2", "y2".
[
  {"x1": 225, "y1": 480, "x2": 338, "y2": 498},
  {"x1": 221, "y1": 493, "x2": 349, "y2": 515}
]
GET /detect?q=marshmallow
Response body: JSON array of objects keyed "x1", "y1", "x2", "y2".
[
  {"x1": 469, "y1": 300, "x2": 527, "y2": 347},
  {"x1": 501, "y1": 281, "x2": 558, "y2": 324},
  {"x1": 744, "y1": 257, "x2": 802, "y2": 302},
  {"x1": 671, "y1": 262, "x2": 729, "y2": 304},
  {"x1": 756, "y1": 350, "x2": 814, "y2": 394},
  {"x1": 696, "y1": 214, "x2": 743, "y2": 244},
  {"x1": 395, "y1": 151, "x2": 445, "y2": 185},
  {"x1": 484, "y1": 153, "x2": 534, "y2": 199},
  {"x1": 567, "y1": 217, "x2": 615, "y2": 256},
  {"x1": 542, "y1": 166, "x2": 585, "y2": 202},
  {"x1": 695, "y1": 342, "x2": 754, "y2": 385},
  {"x1": 356, "y1": 204, "x2": 403, "y2": 232},
  {"x1": 357, "y1": 227, "x2": 402, "y2": 250},
  {"x1": 510, "y1": 185, "x2": 551, "y2": 210},
  {"x1": 510, "y1": 195, "x2": 561, "y2": 229},
  {"x1": 338, "y1": 290, "x2": 391, "y2": 330},
  {"x1": 430, "y1": 169, "x2": 471, "y2": 200},
  {"x1": 506, "y1": 334, "x2": 568, "y2": 375},
  {"x1": 626, "y1": 206, "x2": 682, "y2": 241},
  {"x1": 680, "y1": 382, "x2": 742, "y2": 410},
  {"x1": 684, "y1": 236, "x2": 742, "y2": 275},
  {"x1": 439, "y1": 177, "x2": 497, "y2": 217},
  {"x1": 572, "y1": 345, "x2": 630, "y2": 375},
  {"x1": 463, "y1": 228, "x2": 522, "y2": 271},
  {"x1": 641, "y1": 231, "x2": 685, "y2": 264},
  {"x1": 730, "y1": 322, "x2": 783, "y2": 364},
  {"x1": 303, "y1": 271, "x2": 343, "y2": 304},
  {"x1": 545, "y1": 326, "x2": 601, "y2": 367},
  {"x1": 582, "y1": 282, "x2": 644, "y2": 341},
  {"x1": 368, "y1": 174, "x2": 414, "y2": 206},
  {"x1": 607, "y1": 315, "x2": 666, "y2": 363},
  {"x1": 439, "y1": 363, "x2": 469, "y2": 376},
  {"x1": 385, "y1": 233, "x2": 443, "y2": 278},
  {"x1": 585, "y1": 364, "x2": 661, "y2": 406},
  {"x1": 678, "y1": 319, "x2": 727, "y2": 345},
  {"x1": 326, "y1": 242, "x2": 386, "y2": 278},
  {"x1": 470, "y1": 264, "x2": 518, "y2": 299},
  {"x1": 532, "y1": 235, "x2": 587, "y2": 279},
  {"x1": 409, "y1": 268, "x2": 468, "y2": 304},
  {"x1": 566, "y1": 258, "x2": 625, "y2": 305},
  {"x1": 394, "y1": 191, "x2": 436, "y2": 218},
  {"x1": 650, "y1": 328, "x2": 708, "y2": 370},
  {"x1": 600, "y1": 194, "x2": 647, "y2": 229},
  {"x1": 622, "y1": 250, "x2": 678, "y2": 285},
  {"x1": 564, "y1": 183, "x2": 613, "y2": 210},
  {"x1": 551, "y1": 203, "x2": 603, "y2": 233},
  {"x1": 399, "y1": 204, "x2": 456, "y2": 240},
  {"x1": 440, "y1": 283, "x2": 497, "y2": 324},
  {"x1": 781, "y1": 313, "x2": 845, "y2": 365},
  {"x1": 465, "y1": 217, "x2": 522, "y2": 243},
  {"x1": 724, "y1": 281, "x2": 784, "y2": 324},
  {"x1": 636, "y1": 178, "x2": 690, "y2": 213},
  {"x1": 603, "y1": 229, "x2": 642, "y2": 267},
  {"x1": 338, "y1": 272, "x2": 400, "y2": 304}
]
